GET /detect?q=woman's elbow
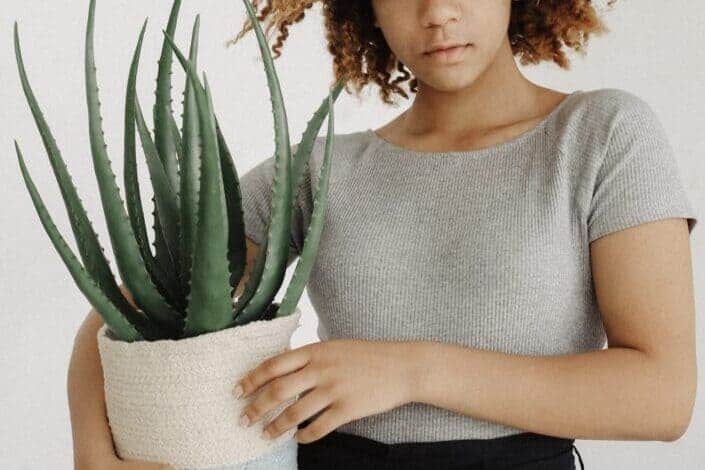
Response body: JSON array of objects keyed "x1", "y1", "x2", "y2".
[{"x1": 660, "y1": 373, "x2": 696, "y2": 442}]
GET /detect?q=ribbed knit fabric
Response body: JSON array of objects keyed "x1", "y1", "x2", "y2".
[{"x1": 238, "y1": 87, "x2": 699, "y2": 444}]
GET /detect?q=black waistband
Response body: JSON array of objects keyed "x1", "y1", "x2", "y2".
[{"x1": 307, "y1": 428, "x2": 574, "y2": 461}]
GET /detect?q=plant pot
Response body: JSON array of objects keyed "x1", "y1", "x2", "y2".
[{"x1": 97, "y1": 307, "x2": 302, "y2": 470}]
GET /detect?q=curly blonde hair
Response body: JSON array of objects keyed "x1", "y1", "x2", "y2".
[{"x1": 226, "y1": 0, "x2": 618, "y2": 106}]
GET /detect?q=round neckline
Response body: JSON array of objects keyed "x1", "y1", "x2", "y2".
[{"x1": 366, "y1": 89, "x2": 582, "y2": 158}]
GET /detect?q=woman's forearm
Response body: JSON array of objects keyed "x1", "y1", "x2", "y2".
[
  {"x1": 67, "y1": 309, "x2": 117, "y2": 467},
  {"x1": 409, "y1": 342, "x2": 692, "y2": 442}
]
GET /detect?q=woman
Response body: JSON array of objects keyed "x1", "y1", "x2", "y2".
[
  {"x1": 67, "y1": 1, "x2": 698, "y2": 469},
  {"x1": 230, "y1": 0, "x2": 698, "y2": 469}
]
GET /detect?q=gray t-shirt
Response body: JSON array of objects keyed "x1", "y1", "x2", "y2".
[{"x1": 238, "y1": 87, "x2": 698, "y2": 443}]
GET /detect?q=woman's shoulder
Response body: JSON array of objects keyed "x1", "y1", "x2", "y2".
[
  {"x1": 551, "y1": 87, "x2": 666, "y2": 157},
  {"x1": 303, "y1": 129, "x2": 377, "y2": 183},
  {"x1": 306, "y1": 129, "x2": 376, "y2": 161},
  {"x1": 576, "y1": 86, "x2": 649, "y2": 107},
  {"x1": 242, "y1": 129, "x2": 371, "y2": 181},
  {"x1": 559, "y1": 87, "x2": 660, "y2": 129}
]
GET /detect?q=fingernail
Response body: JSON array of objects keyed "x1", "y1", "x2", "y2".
[
  {"x1": 262, "y1": 429, "x2": 271, "y2": 439},
  {"x1": 240, "y1": 414, "x2": 250, "y2": 427},
  {"x1": 233, "y1": 385, "x2": 243, "y2": 398}
]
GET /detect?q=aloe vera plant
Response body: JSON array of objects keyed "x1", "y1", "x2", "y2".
[{"x1": 13, "y1": 0, "x2": 344, "y2": 342}]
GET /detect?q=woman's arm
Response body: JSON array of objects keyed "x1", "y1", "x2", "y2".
[
  {"x1": 67, "y1": 308, "x2": 117, "y2": 467},
  {"x1": 410, "y1": 218, "x2": 696, "y2": 442}
]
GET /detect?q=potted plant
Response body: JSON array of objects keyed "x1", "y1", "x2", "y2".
[{"x1": 12, "y1": 0, "x2": 343, "y2": 468}]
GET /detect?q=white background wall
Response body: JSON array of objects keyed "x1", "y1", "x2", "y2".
[{"x1": 1, "y1": 1, "x2": 703, "y2": 468}]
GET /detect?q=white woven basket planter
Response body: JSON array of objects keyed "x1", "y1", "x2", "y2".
[{"x1": 97, "y1": 307, "x2": 303, "y2": 470}]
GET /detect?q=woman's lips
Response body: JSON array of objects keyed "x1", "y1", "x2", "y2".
[{"x1": 424, "y1": 43, "x2": 470, "y2": 62}]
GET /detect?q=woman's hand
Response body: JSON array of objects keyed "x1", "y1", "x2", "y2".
[{"x1": 234, "y1": 339, "x2": 422, "y2": 444}]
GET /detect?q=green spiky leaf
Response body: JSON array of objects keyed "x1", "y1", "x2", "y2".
[
  {"x1": 13, "y1": 20, "x2": 145, "y2": 332},
  {"x1": 215, "y1": 118, "x2": 247, "y2": 293},
  {"x1": 134, "y1": 94, "x2": 182, "y2": 284},
  {"x1": 160, "y1": 31, "x2": 233, "y2": 336},
  {"x1": 277, "y1": 91, "x2": 335, "y2": 317},
  {"x1": 123, "y1": 19, "x2": 154, "y2": 274},
  {"x1": 230, "y1": 0, "x2": 293, "y2": 324},
  {"x1": 231, "y1": 83, "x2": 343, "y2": 325},
  {"x1": 122, "y1": 18, "x2": 183, "y2": 308},
  {"x1": 153, "y1": 0, "x2": 182, "y2": 196},
  {"x1": 85, "y1": 0, "x2": 182, "y2": 335},
  {"x1": 179, "y1": 14, "x2": 202, "y2": 292},
  {"x1": 290, "y1": 81, "x2": 345, "y2": 202},
  {"x1": 14, "y1": 141, "x2": 160, "y2": 342}
]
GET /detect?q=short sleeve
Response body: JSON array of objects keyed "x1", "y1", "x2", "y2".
[
  {"x1": 238, "y1": 144, "x2": 312, "y2": 256},
  {"x1": 587, "y1": 93, "x2": 698, "y2": 243}
]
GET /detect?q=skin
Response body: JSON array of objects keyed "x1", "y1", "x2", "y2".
[
  {"x1": 371, "y1": 0, "x2": 570, "y2": 153},
  {"x1": 236, "y1": 0, "x2": 697, "y2": 445}
]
